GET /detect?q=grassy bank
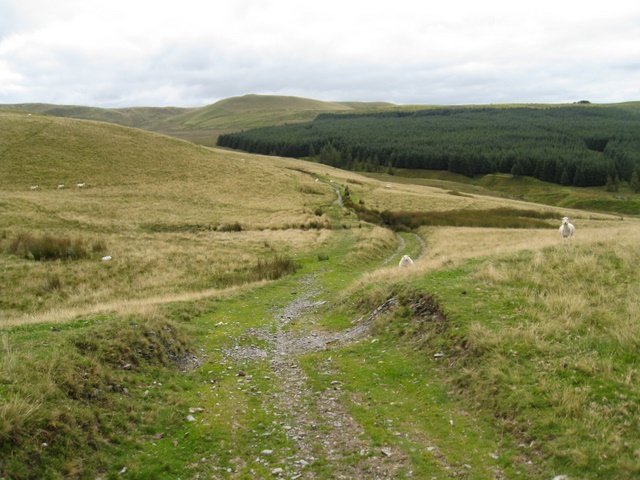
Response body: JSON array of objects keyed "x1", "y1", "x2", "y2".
[{"x1": 343, "y1": 223, "x2": 640, "y2": 479}]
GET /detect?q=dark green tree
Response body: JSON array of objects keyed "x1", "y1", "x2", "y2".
[
  {"x1": 630, "y1": 171, "x2": 640, "y2": 193},
  {"x1": 511, "y1": 161, "x2": 524, "y2": 177}
]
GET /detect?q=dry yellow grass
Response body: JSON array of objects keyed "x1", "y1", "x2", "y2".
[
  {"x1": 346, "y1": 216, "x2": 640, "y2": 294},
  {"x1": 4, "y1": 111, "x2": 639, "y2": 333}
]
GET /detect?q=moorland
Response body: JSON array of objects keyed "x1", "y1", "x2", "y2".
[{"x1": 1, "y1": 96, "x2": 639, "y2": 479}]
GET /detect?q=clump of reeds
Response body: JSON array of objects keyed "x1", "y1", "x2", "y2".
[
  {"x1": 8, "y1": 233, "x2": 106, "y2": 261},
  {"x1": 248, "y1": 256, "x2": 298, "y2": 282}
]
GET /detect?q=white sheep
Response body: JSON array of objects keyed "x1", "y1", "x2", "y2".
[
  {"x1": 76, "y1": 182, "x2": 86, "y2": 188},
  {"x1": 399, "y1": 254, "x2": 414, "y2": 268},
  {"x1": 29, "y1": 185, "x2": 39, "y2": 190},
  {"x1": 559, "y1": 217, "x2": 575, "y2": 240},
  {"x1": 57, "y1": 184, "x2": 65, "y2": 189}
]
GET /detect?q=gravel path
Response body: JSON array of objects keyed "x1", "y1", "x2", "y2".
[{"x1": 224, "y1": 274, "x2": 407, "y2": 478}]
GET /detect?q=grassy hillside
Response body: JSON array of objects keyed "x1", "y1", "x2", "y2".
[
  {"x1": 1, "y1": 110, "x2": 639, "y2": 479},
  {"x1": 0, "y1": 103, "x2": 192, "y2": 130},
  {"x1": 0, "y1": 109, "x2": 355, "y2": 323},
  {"x1": 1, "y1": 95, "x2": 395, "y2": 147},
  {"x1": 364, "y1": 170, "x2": 640, "y2": 216}
]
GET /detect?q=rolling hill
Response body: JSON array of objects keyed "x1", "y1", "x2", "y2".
[
  {"x1": 1, "y1": 94, "x2": 395, "y2": 146},
  {"x1": 1, "y1": 110, "x2": 640, "y2": 479}
]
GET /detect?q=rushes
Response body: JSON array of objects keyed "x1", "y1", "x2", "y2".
[
  {"x1": 8, "y1": 233, "x2": 103, "y2": 261},
  {"x1": 249, "y1": 256, "x2": 297, "y2": 282}
]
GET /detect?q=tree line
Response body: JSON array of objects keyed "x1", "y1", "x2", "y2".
[{"x1": 217, "y1": 105, "x2": 640, "y2": 187}]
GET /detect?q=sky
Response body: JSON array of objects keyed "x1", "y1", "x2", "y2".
[{"x1": 1, "y1": 0, "x2": 639, "y2": 108}]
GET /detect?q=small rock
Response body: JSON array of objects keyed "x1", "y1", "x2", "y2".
[
  {"x1": 552, "y1": 476, "x2": 569, "y2": 480},
  {"x1": 261, "y1": 449, "x2": 274, "y2": 456},
  {"x1": 119, "y1": 467, "x2": 127, "y2": 474},
  {"x1": 186, "y1": 415, "x2": 196, "y2": 422},
  {"x1": 271, "y1": 467, "x2": 284, "y2": 475},
  {"x1": 381, "y1": 447, "x2": 393, "y2": 457}
]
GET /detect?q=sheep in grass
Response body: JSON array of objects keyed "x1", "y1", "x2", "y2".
[
  {"x1": 559, "y1": 217, "x2": 575, "y2": 241},
  {"x1": 399, "y1": 254, "x2": 414, "y2": 268}
]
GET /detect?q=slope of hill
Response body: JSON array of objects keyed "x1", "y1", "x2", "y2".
[
  {"x1": 0, "y1": 102, "x2": 192, "y2": 129},
  {"x1": 1, "y1": 110, "x2": 639, "y2": 479},
  {"x1": 1, "y1": 94, "x2": 395, "y2": 146},
  {"x1": 219, "y1": 103, "x2": 640, "y2": 193}
]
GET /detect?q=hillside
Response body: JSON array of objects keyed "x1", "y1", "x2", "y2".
[
  {"x1": 0, "y1": 102, "x2": 192, "y2": 129},
  {"x1": 1, "y1": 111, "x2": 640, "y2": 479},
  {"x1": 1, "y1": 94, "x2": 395, "y2": 146},
  {"x1": 218, "y1": 103, "x2": 640, "y2": 190}
]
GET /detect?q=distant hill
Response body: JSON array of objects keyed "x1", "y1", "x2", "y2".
[
  {"x1": 0, "y1": 103, "x2": 192, "y2": 130},
  {"x1": 1, "y1": 94, "x2": 395, "y2": 147}
]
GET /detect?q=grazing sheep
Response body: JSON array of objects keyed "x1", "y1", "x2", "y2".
[
  {"x1": 57, "y1": 184, "x2": 65, "y2": 189},
  {"x1": 29, "y1": 185, "x2": 39, "y2": 190},
  {"x1": 76, "y1": 182, "x2": 86, "y2": 188},
  {"x1": 399, "y1": 254, "x2": 414, "y2": 268},
  {"x1": 559, "y1": 217, "x2": 575, "y2": 240}
]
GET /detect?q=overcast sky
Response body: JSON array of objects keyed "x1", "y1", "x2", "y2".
[{"x1": 1, "y1": 0, "x2": 639, "y2": 108}]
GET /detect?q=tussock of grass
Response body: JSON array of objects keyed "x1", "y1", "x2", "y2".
[
  {"x1": 8, "y1": 232, "x2": 106, "y2": 261},
  {"x1": 249, "y1": 256, "x2": 298, "y2": 282}
]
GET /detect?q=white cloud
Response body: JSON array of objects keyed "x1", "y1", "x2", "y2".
[{"x1": 1, "y1": 0, "x2": 639, "y2": 107}]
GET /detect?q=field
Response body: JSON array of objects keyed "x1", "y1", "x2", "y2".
[{"x1": 1, "y1": 108, "x2": 640, "y2": 479}]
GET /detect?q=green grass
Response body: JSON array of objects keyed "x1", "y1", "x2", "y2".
[
  {"x1": 367, "y1": 170, "x2": 640, "y2": 216},
  {"x1": 0, "y1": 311, "x2": 198, "y2": 479},
  {"x1": 2, "y1": 108, "x2": 640, "y2": 478},
  {"x1": 360, "y1": 241, "x2": 640, "y2": 479}
]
